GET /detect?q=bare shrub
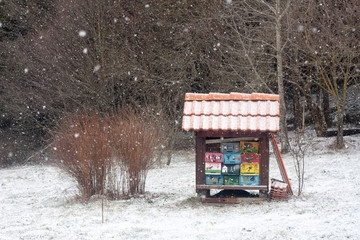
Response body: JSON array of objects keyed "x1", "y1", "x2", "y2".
[
  {"x1": 51, "y1": 112, "x2": 110, "y2": 200},
  {"x1": 51, "y1": 108, "x2": 163, "y2": 201},
  {"x1": 107, "y1": 108, "x2": 164, "y2": 198},
  {"x1": 288, "y1": 131, "x2": 311, "y2": 196}
]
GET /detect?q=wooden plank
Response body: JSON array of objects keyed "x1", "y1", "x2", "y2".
[
  {"x1": 205, "y1": 137, "x2": 259, "y2": 144},
  {"x1": 259, "y1": 133, "x2": 269, "y2": 194},
  {"x1": 270, "y1": 133, "x2": 293, "y2": 195},
  {"x1": 195, "y1": 133, "x2": 208, "y2": 196},
  {"x1": 196, "y1": 184, "x2": 268, "y2": 191},
  {"x1": 201, "y1": 197, "x2": 267, "y2": 204}
]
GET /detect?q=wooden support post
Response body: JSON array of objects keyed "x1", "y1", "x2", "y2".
[
  {"x1": 195, "y1": 133, "x2": 209, "y2": 197},
  {"x1": 259, "y1": 133, "x2": 269, "y2": 197}
]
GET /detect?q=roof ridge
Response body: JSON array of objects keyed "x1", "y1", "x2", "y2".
[{"x1": 185, "y1": 92, "x2": 279, "y2": 101}]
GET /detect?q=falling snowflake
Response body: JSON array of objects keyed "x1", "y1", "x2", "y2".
[
  {"x1": 297, "y1": 25, "x2": 304, "y2": 32},
  {"x1": 74, "y1": 133, "x2": 80, "y2": 138},
  {"x1": 24, "y1": 68, "x2": 29, "y2": 74},
  {"x1": 79, "y1": 30, "x2": 86, "y2": 37},
  {"x1": 145, "y1": 4, "x2": 150, "y2": 8},
  {"x1": 125, "y1": 17, "x2": 130, "y2": 21},
  {"x1": 226, "y1": 0, "x2": 232, "y2": 4},
  {"x1": 83, "y1": 48, "x2": 88, "y2": 54},
  {"x1": 0, "y1": 22, "x2": 2, "y2": 28},
  {"x1": 93, "y1": 64, "x2": 101, "y2": 73}
]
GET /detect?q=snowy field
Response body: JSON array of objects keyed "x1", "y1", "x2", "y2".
[{"x1": 1, "y1": 132, "x2": 360, "y2": 240}]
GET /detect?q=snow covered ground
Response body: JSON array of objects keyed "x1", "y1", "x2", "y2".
[{"x1": 1, "y1": 132, "x2": 360, "y2": 240}]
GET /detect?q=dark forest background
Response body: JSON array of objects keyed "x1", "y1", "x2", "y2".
[{"x1": 1, "y1": 0, "x2": 359, "y2": 166}]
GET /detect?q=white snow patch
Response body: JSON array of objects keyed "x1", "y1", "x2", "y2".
[{"x1": 1, "y1": 133, "x2": 360, "y2": 239}]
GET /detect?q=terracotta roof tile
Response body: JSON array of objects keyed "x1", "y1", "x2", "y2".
[
  {"x1": 182, "y1": 92, "x2": 280, "y2": 132},
  {"x1": 185, "y1": 92, "x2": 279, "y2": 101}
]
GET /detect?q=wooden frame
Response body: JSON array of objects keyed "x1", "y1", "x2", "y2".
[{"x1": 195, "y1": 130, "x2": 270, "y2": 198}]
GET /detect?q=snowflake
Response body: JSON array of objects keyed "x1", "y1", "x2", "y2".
[
  {"x1": 79, "y1": 30, "x2": 86, "y2": 37},
  {"x1": 93, "y1": 65, "x2": 101, "y2": 73}
]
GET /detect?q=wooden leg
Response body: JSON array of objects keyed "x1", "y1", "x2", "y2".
[
  {"x1": 197, "y1": 189, "x2": 210, "y2": 198},
  {"x1": 259, "y1": 190, "x2": 268, "y2": 198}
]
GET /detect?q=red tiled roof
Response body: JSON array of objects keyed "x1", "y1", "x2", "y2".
[{"x1": 182, "y1": 92, "x2": 279, "y2": 132}]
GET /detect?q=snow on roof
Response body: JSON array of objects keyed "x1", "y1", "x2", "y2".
[{"x1": 182, "y1": 92, "x2": 280, "y2": 132}]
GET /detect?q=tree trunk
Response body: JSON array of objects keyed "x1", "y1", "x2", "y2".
[
  {"x1": 336, "y1": 104, "x2": 344, "y2": 148},
  {"x1": 275, "y1": 14, "x2": 289, "y2": 153},
  {"x1": 293, "y1": 85, "x2": 302, "y2": 131},
  {"x1": 304, "y1": 91, "x2": 327, "y2": 137},
  {"x1": 323, "y1": 90, "x2": 332, "y2": 128}
]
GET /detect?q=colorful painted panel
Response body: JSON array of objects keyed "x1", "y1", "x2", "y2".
[
  {"x1": 205, "y1": 152, "x2": 223, "y2": 163},
  {"x1": 241, "y1": 153, "x2": 259, "y2": 163},
  {"x1": 223, "y1": 153, "x2": 241, "y2": 164},
  {"x1": 240, "y1": 175, "x2": 259, "y2": 186},
  {"x1": 222, "y1": 164, "x2": 240, "y2": 175},
  {"x1": 240, "y1": 163, "x2": 260, "y2": 175},
  {"x1": 239, "y1": 141, "x2": 259, "y2": 153},
  {"x1": 205, "y1": 175, "x2": 224, "y2": 185},
  {"x1": 205, "y1": 162, "x2": 222, "y2": 175},
  {"x1": 224, "y1": 175, "x2": 240, "y2": 185},
  {"x1": 220, "y1": 142, "x2": 240, "y2": 153}
]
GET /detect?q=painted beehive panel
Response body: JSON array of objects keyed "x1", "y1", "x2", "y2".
[
  {"x1": 240, "y1": 175, "x2": 259, "y2": 186},
  {"x1": 220, "y1": 142, "x2": 240, "y2": 153},
  {"x1": 241, "y1": 153, "x2": 259, "y2": 163},
  {"x1": 205, "y1": 162, "x2": 222, "y2": 175},
  {"x1": 222, "y1": 164, "x2": 240, "y2": 175},
  {"x1": 205, "y1": 152, "x2": 223, "y2": 163},
  {"x1": 239, "y1": 141, "x2": 259, "y2": 153},
  {"x1": 240, "y1": 163, "x2": 260, "y2": 175},
  {"x1": 205, "y1": 175, "x2": 224, "y2": 185},
  {"x1": 224, "y1": 175, "x2": 240, "y2": 185},
  {"x1": 223, "y1": 153, "x2": 241, "y2": 164}
]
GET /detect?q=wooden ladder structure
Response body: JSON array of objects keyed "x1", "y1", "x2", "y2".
[{"x1": 270, "y1": 133, "x2": 293, "y2": 195}]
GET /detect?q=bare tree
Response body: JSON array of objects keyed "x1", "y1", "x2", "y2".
[
  {"x1": 216, "y1": 0, "x2": 292, "y2": 152},
  {"x1": 298, "y1": 0, "x2": 360, "y2": 148}
]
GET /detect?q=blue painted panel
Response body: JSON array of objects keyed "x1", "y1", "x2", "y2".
[
  {"x1": 206, "y1": 175, "x2": 224, "y2": 185},
  {"x1": 223, "y1": 153, "x2": 241, "y2": 164},
  {"x1": 240, "y1": 175, "x2": 259, "y2": 186}
]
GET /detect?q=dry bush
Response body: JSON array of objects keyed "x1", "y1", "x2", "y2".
[
  {"x1": 51, "y1": 112, "x2": 110, "y2": 200},
  {"x1": 108, "y1": 108, "x2": 164, "y2": 197},
  {"x1": 51, "y1": 108, "x2": 163, "y2": 201}
]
